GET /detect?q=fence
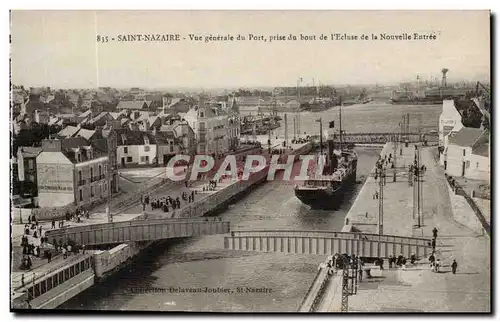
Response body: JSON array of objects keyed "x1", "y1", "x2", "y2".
[
  {"x1": 445, "y1": 175, "x2": 490, "y2": 236},
  {"x1": 298, "y1": 264, "x2": 333, "y2": 312}
]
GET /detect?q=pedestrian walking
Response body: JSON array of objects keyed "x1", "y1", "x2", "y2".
[
  {"x1": 451, "y1": 259, "x2": 458, "y2": 274},
  {"x1": 435, "y1": 259, "x2": 441, "y2": 273},
  {"x1": 432, "y1": 227, "x2": 438, "y2": 239},
  {"x1": 51, "y1": 220, "x2": 56, "y2": 229},
  {"x1": 21, "y1": 274, "x2": 25, "y2": 287},
  {"x1": 431, "y1": 238, "x2": 436, "y2": 250}
]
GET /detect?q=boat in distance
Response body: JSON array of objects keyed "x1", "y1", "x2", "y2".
[
  {"x1": 294, "y1": 107, "x2": 358, "y2": 210},
  {"x1": 294, "y1": 149, "x2": 358, "y2": 210}
]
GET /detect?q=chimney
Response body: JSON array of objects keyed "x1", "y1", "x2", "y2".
[{"x1": 41, "y1": 139, "x2": 62, "y2": 152}]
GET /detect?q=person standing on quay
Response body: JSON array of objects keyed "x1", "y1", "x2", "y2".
[
  {"x1": 451, "y1": 259, "x2": 458, "y2": 274},
  {"x1": 433, "y1": 227, "x2": 438, "y2": 239}
]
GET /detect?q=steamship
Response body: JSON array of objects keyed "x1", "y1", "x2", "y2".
[{"x1": 294, "y1": 106, "x2": 358, "y2": 210}]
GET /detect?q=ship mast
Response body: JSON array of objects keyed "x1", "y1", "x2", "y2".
[
  {"x1": 318, "y1": 117, "x2": 323, "y2": 156},
  {"x1": 339, "y1": 102, "x2": 343, "y2": 151}
]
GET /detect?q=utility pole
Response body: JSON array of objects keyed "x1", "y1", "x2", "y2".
[
  {"x1": 413, "y1": 147, "x2": 424, "y2": 227},
  {"x1": 406, "y1": 113, "x2": 410, "y2": 136},
  {"x1": 393, "y1": 136, "x2": 397, "y2": 182},
  {"x1": 297, "y1": 77, "x2": 302, "y2": 137},
  {"x1": 376, "y1": 165, "x2": 384, "y2": 236},
  {"x1": 341, "y1": 259, "x2": 349, "y2": 312},
  {"x1": 106, "y1": 133, "x2": 114, "y2": 223},
  {"x1": 284, "y1": 113, "x2": 288, "y2": 146},
  {"x1": 293, "y1": 115, "x2": 297, "y2": 140}
]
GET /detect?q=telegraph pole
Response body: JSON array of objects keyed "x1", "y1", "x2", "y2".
[
  {"x1": 412, "y1": 146, "x2": 424, "y2": 227},
  {"x1": 376, "y1": 165, "x2": 384, "y2": 236},
  {"x1": 393, "y1": 136, "x2": 397, "y2": 182},
  {"x1": 293, "y1": 115, "x2": 297, "y2": 140},
  {"x1": 284, "y1": 113, "x2": 288, "y2": 146},
  {"x1": 106, "y1": 134, "x2": 113, "y2": 223}
]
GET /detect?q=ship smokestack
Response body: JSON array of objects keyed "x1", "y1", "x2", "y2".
[{"x1": 327, "y1": 121, "x2": 338, "y2": 171}]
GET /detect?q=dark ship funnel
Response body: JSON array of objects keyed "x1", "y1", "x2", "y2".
[{"x1": 327, "y1": 121, "x2": 337, "y2": 171}]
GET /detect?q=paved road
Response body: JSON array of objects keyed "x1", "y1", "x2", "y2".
[{"x1": 346, "y1": 146, "x2": 490, "y2": 312}]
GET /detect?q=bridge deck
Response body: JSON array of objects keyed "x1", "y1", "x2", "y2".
[
  {"x1": 46, "y1": 217, "x2": 230, "y2": 246},
  {"x1": 224, "y1": 230, "x2": 431, "y2": 259}
]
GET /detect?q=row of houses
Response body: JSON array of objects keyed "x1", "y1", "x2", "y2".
[
  {"x1": 13, "y1": 99, "x2": 242, "y2": 208},
  {"x1": 438, "y1": 99, "x2": 490, "y2": 181},
  {"x1": 16, "y1": 133, "x2": 119, "y2": 208}
]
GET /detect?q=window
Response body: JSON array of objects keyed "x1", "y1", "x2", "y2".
[
  {"x1": 90, "y1": 168, "x2": 93, "y2": 180},
  {"x1": 199, "y1": 122, "x2": 206, "y2": 130},
  {"x1": 99, "y1": 165, "x2": 102, "y2": 176},
  {"x1": 144, "y1": 146, "x2": 150, "y2": 152},
  {"x1": 79, "y1": 189, "x2": 83, "y2": 201},
  {"x1": 79, "y1": 170, "x2": 82, "y2": 182},
  {"x1": 146, "y1": 156, "x2": 149, "y2": 162},
  {"x1": 104, "y1": 183, "x2": 107, "y2": 192},
  {"x1": 200, "y1": 112, "x2": 204, "y2": 118},
  {"x1": 77, "y1": 154, "x2": 81, "y2": 162},
  {"x1": 124, "y1": 147, "x2": 128, "y2": 154},
  {"x1": 28, "y1": 159, "x2": 34, "y2": 170},
  {"x1": 91, "y1": 186, "x2": 94, "y2": 197},
  {"x1": 127, "y1": 156, "x2": 132, "y2": 162}
]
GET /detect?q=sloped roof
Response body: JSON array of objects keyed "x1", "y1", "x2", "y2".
[
  {"x1": 109, "y1": 112, "x2": 122, "y2": 120},
  {"x1": 169, "y1": 98, "x2": 182, "y2": 107},
  {"x1": 442, "y1": 125, "x2": 455, "y2": 137},
  {"x1": 114, "y1": 129, "x2": 156, "y2": 146},
  {"x1": 18, "y1": 146, "x2": 42, "y2": 158},
  {"x1": 75, "y1": 128, "x2": 96, "y2": 140},
  {"x1": 472, "y1": 131, "x2": 489, "y2": 157},
  {"x1": 448, "y1": 127, "x2": 485, "y2": 148},
  {"x1": 57, "y1": 125, "x2": 80, "y2": 138},
  {"x1": 79, "y1": 110, "x2": 92, "y2": 118},
  {"x1": 89, "y1": 112, "x2": 110, "y2": 124},
  {"x1": 155, "y1": 131, "x2": 176, "y2": 144},
  {"x1": 116, "y1": 101, "x2": 147, "y2": 110}
]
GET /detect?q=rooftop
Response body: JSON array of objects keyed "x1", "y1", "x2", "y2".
[{"x1": 448, "y1": 127, "x2": 485, "y2": 148}]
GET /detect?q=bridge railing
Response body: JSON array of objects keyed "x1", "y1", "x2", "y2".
[
  {"x1": 230, "y1": 230, "x2": 430, "y2": 246},
  {"x1": 298, "y1": 264, "x2": 333, "y2": 312},
  {"x1": 45, "y1": 217, "x2": 228, "y2": 242}
]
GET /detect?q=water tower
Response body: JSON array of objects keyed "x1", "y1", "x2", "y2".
[{"x1": 441, "y1": 68, "x2": 449, "y2": 88}]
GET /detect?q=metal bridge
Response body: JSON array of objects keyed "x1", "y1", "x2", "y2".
[
  {"x1": 46, "y1": 217, "x2": 230, "y2": 246},
  {"x1": 310, "y1": 132, "x2": 437, "y2": 144},
  {"x1": 224, "y1": 230, "x2": 432, "y2": 259}
]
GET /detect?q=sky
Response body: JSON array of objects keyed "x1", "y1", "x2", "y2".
[{"x1": 10, "y1": 10, "x2": 491, "y2": 89}]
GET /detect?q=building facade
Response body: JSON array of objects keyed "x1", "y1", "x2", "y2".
[
  {"x1": 439, "y1": 100, "x2": 463, "y2": 148},
  {"x1": 116, "y1": 130, "x2": 157, "y2": 166},
  {"x1": 183, "y1": 105, "x2": 230, "y2": 155},
  {"x1": 16, "y1": 147, "x2": 42, "y2": 199},
  {"x1": 36, "y1": 138, "x2": 110, "y2": 208},
  {"x1": 443, "y1": 127, "x2": 490, "y2": 181}
]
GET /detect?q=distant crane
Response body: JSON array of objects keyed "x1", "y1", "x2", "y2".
[
  {"x1": 475, "y1": 81, "x2": 490, "y2": 96},
  {"x1": 441, "y1": 68, "x2": 449, "y2": 88}
]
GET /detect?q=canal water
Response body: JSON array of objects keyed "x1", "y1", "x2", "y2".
[{"x1": 61, "y1": 103, "x2": 441, "y2": 312}]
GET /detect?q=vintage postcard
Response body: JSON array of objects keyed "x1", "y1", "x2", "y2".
[{"x1": 9, "y1": 10, "x2": 491, "y2": 312}]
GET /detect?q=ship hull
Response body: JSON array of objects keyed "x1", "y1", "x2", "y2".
[{"x1": 294, "y1": 170, "x2": 357, "y2": 210}]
